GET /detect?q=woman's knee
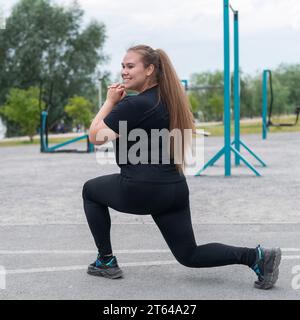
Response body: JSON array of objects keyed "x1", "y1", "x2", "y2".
[
  {"x1": 172, "y1": 249, "x2": 197, "y2": 268},
  {"x1": 175, "y1": 256, "x2": 195, "y2": 268},
  {"x1": 82, "y1": 179, "x2": 93, "y2": 200}
]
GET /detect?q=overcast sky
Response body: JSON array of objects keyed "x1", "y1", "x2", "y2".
[{"x1": 2, "y1": 0, "x2": 300, "y2": 81}]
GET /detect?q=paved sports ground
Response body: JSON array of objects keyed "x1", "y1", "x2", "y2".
[{"x1": 0, "y1": 132, "x2": 300, "y2": 300}]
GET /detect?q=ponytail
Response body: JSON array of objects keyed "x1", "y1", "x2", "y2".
[{"x1": 127, "y1": 45, "x2": 196, "y2": 174}]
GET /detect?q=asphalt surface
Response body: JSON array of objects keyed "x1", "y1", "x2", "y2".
[{"x1": 0, "y1": 132, "x2": 300, "y2": 300}]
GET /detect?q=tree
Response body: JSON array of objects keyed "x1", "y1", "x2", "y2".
[
  {"x1": 240, "y1": 72, "x2": 256, "y2": 119},
  {"x1": 0, "y1": 87, "x2": 45, "y2": 141},
  {"x1": 0, "y1": 0, "x2": 109, "y2": 137},
  {"x1": 64, "y1": 96, "x2": 94, "y2": 131},
  {"x1": 273, "y1": 64, "x2": 300, "y2": 114},
  {"x1": 189, "y1": 71, "x2": 224, "y2": 121},
  {"x1": 208, "y1": 94, "x2": 223, "y2": 121}
]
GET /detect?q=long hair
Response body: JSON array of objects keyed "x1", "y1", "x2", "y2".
[{"x1": 127, "y1": 45, "x2": 196, "y2": 175}]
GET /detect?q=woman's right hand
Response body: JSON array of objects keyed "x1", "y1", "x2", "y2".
[{"x1": 106, "y1": 83, "x2": 127, "y2": 105}]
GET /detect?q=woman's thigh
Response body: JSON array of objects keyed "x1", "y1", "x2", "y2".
[{"x1": 83, "y1": 174, "x2": 188, "y2": 215}]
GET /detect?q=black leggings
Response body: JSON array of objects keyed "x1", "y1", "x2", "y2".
[{"x1": 82, "y1": 174, "x2": 256, "y2": 268}]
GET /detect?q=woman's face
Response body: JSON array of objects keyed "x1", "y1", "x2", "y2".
[{"x1": 121, "y1": 50, "x2": 155, "y2": 92}]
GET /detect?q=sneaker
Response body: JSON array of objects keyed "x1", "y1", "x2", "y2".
[
  {"x1": 251, "y1": 245, "x2": 281, "y2": 290},
  {"x1": 87, "y1": 254, "x2": 123, "y2": 279}
]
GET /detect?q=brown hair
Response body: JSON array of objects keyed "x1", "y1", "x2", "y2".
[{"x1": 127, "y1": 44, "x2": 196, "y2": 175}]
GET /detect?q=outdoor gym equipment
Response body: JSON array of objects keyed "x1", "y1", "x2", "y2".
[
  {"x1": 195, "y1": 0, "x2": 266, "y2": 177},
  {"x1": 40, "y1": 111, "x2": 94, "y2": 153},
  {"x1": 262, "y1": 69, "x2": 300, "y2": 140}
]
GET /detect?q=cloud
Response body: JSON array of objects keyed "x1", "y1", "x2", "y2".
[{"x1": 4, "y1": 0, "x2": 300, "y2": 78}]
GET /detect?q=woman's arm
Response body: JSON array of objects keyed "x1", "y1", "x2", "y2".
[{"x1": 88, "y1": 84, "x2": 126, "y2": 145}]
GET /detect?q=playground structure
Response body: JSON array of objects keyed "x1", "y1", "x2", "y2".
[
  {"x1": 39, "y1": 0, "x2": 273, "y2": 176},
  {"x1": 40, "y1": 111, "x2": 94, "y2": 153},
  {"x1": 262, "y1": 69, "x2": 300, "y2": 140},
  {"x1": 195, "y1": 0, "x2": 266, "y2": 177}
]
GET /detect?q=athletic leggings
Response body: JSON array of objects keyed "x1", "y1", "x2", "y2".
[{"x1": 82, "y1": 174, "x2": 256, "y2": 268}]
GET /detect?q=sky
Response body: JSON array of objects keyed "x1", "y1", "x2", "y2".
[{"x1": 1, "y1": 0, "x2": 300, "y2": 81}]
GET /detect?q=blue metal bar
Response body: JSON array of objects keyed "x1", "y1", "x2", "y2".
[
  {"x1": 232, "y1": 139, "x2": 266, "y2": 167},
  {"x1": 262, "y1": 70, "x2": 268, "y2": 140},
  {"x1": 181, "y1": 79, "x2": 188, "y2": 91},
  {"x1": 233, "y1": 11, "x2": 240, "y2": 166},
  {"x1": 40, "y1": 111, "x2": 93, "y2": 153},
  {"x1": 47, "y1": 134, "x2": 89, "y2": 152},
  {"x1": 41, "y1": 111, "x2": 48, "y2": 152},
  {"x1": 230, "y1": 146, "x2": 261, "y2": 176},
  {"x1": 195, "y1": 147, "x2": 225, "y2": 176},
  {"x1": 195, "y1": 0, "x2": 231, "y2": 177},
  {"x1": 239, "y1": 139, "x2": 267, "y2": 167},
  {"x1": 224, "y1": 0, "x2": 231, "y2": 176}
]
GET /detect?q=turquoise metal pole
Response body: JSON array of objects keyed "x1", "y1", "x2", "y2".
[
  {"x1": 41, "y1": 111, "x2": 48, "y2": 152},
  {"x1": 195, "y1": 0, "x2": 265, "y2": 176},
  {"x1": 262, "y1": 70, "x2": 268, "y2": 140},
  {"x1": 46, "y1": 134, "x2": 90, "y2": 152},
  {"x1": 181, "y1": 79, "x2": 188, "y2": 91},
  {"x1": 224, "y1": 0, "x2": 231, "y2": 176},
  {"x1": 233, "y1": 11, "x2": 240, "y2": 166}
]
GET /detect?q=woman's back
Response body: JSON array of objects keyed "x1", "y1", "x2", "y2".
[{"x1": 104, "y1": 85, "x2": 186, "y2": 183}]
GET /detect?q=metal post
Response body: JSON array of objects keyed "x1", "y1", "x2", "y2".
[
  {"x1": 41, "y1": 111, "x2": 48, "y2": 152},
  {"x1": 233, "y1": 11, "x2": 240, "y2": 166},
  {"x1": 262, "y1": 70, "x2": 268, "y2": 140},
  {"x1": 195, "y1": 0, "x2": 265, "y2": 177},
  {"x1": 224, "y1": 0, "x2": 231, "y2": 176}
]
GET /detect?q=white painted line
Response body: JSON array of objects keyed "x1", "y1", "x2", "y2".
[
  {"x1": 6, "y1": 260, "x2": 177, "y2": 275},
  {"x1": 0, "y1": 249, "x2": 170, "y2": 255},
  {"x1": 282, "y1": 256, "x2": 300, "y2": 260},
  {"x1": 0, "y1": 248, "x2": 299, "y2": 255},
  {"x1": 2, "y1": 222, "x2": 300, "y2": 227},
  {"x1": 4, "y1": 256, "x2": 300, "y2": 275}
]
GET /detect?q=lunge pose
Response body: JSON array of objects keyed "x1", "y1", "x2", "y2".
[{"x1": 82, "y1": 45, "x2": 281, "y2": 289}]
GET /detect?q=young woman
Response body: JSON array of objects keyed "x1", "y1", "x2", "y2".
[{"x1": 82, "y1": 45, "x2": 281, "y2": 289}]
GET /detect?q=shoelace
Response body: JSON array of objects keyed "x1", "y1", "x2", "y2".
[
  {"x1": 251, "y1": 245, "x2": 264, "y2": 281},
  {"x1": 96, "y1": 256, "x2": 115, "y2": 267}
]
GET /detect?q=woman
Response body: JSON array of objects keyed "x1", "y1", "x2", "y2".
[{"x1": 82, "y1": 45, "x2": 281, "y2": 289}]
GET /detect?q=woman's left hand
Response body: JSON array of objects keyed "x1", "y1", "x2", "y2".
[{"x1": 106, "y1": 83, "x2": 127, "y2": 105}]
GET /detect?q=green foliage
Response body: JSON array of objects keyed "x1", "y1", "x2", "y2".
[
  {"x1": 189, "y1": 71, "x2": 224, "y2": 121},
  {"x1": 273, "y1": 64, "x2": 300, "y2": 113},
  {"x1": 0, "y1": 87, "x2": 45, "y2": 141},
  {"x1": 189, "y1": 64, "x2": 300, "y2": 122},
  {"x1": 0, "y1": 0, "x2": 109, "y2": 136},
  {"x1": 64, "y1": 96, "x2": 94, "y2": 130}
]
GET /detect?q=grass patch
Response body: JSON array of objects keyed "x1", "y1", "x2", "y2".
[
  {"x1": 0, "y1": 137, "x2": 81, "y2": 147},
  {"x1": 1, "y1": 115, "x2": 300, "y2": 147},
  {"x1": 199, "y1": 116, "x2": 300, "y2": 136}
]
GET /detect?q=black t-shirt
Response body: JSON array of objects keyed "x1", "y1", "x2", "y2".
[{"x1": 103, "y1": 85, "x2": 185, "y2": 183}]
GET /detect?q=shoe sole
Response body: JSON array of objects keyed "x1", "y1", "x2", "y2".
[
  {"x1": 87, "y1": 265, "x2": 123, "y2": 279},
  {"x1": 254, "y1": 247, "x2": 281, "y2": 290}
]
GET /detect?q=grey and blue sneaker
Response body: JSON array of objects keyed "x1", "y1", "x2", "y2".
[
  {"x1": 87, "y1": 254, "x2": 123, "y2": 279},
  {"x1": 251, "y1": 245, "x2": 281, "y2": 289}
]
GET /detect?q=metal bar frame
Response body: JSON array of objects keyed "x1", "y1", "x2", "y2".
[
  {"x1": 40, "y1": 111, "x2": 94, "y2": 153},
  {"x1": 195, "y1": 0, "x2": 266, "y2": 177}
]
